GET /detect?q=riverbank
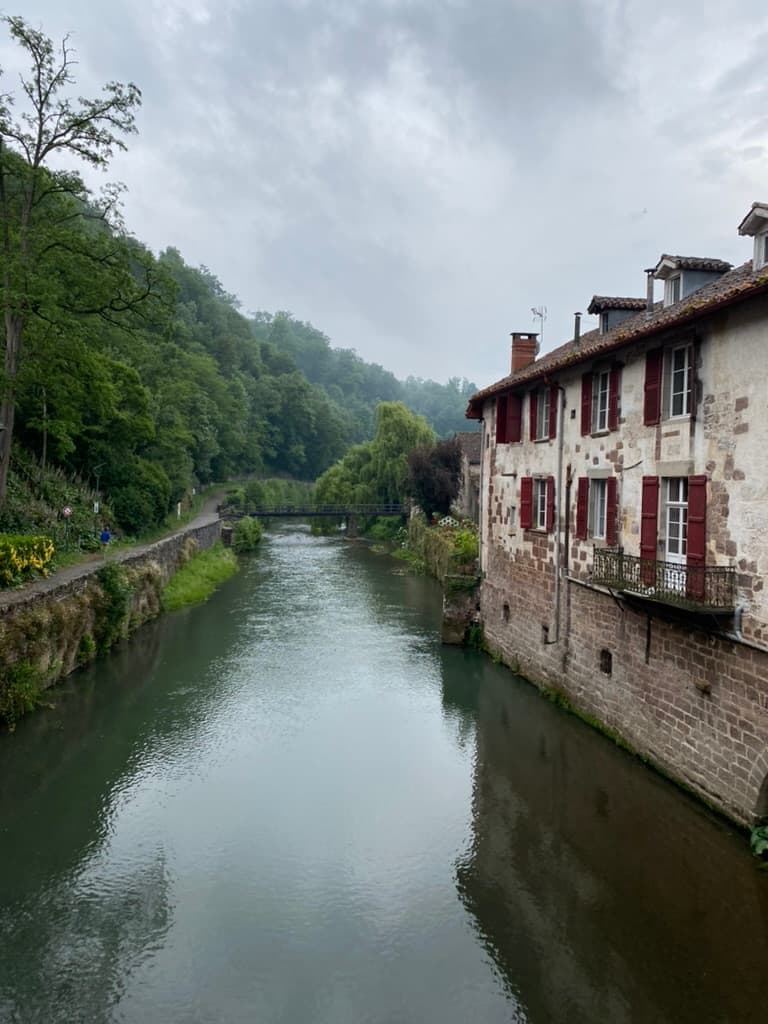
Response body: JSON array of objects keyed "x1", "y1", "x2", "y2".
[{"x1": 0, "y1": 507, "x2": 222, "y2": 726}]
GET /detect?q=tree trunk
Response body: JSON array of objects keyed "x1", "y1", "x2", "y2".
[{"x1": 0, "y1": 315, "x2": 23, "y2": 503}]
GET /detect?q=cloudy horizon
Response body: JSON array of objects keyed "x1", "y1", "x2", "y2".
[{"x1": 3, "y1": 1, "x2": 766, "y2": 386}]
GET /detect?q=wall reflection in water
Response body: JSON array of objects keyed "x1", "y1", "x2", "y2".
[{"x1": 445, "y1": 664, "x2": 768, "y2": 1024}]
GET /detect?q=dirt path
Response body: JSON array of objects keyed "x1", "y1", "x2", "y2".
[{"x1": 0, "y1": 490, "x2": 224, "y2": 610}]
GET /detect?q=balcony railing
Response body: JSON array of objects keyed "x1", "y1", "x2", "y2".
[{"x1": 592, "y1": 548, "x2": 736, "y2": 611}]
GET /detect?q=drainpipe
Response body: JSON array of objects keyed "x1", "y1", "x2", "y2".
[
  {"x1": 478, "y1": 415, "x2": 485, "y2": 575},
  {"x1": 547, "y1": 384, "x2": 566, "y2": 644}
]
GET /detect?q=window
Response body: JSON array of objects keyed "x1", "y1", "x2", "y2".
[
  {"x1": 535, "y1": 387, "x2": 550, "y2": 440},
  {"x1": 592, "y1": 371, "x2": 610, "y2": 432},
  {"x1": 575, "y1": 476, "x2": 617, "y2": 544},
  {"x1": 590, "y1": 479, "x2": 607, "y2": 539},
  {"x1": 496, "y1": 392, "x2": 522, "y2": 444},
  {"x1": 534, "y1": 479, "x2": 548, "y2": 530},
  {"x1": 581, "y1": 368, "x2": 619, "y2": 435},
  {"x1": 644, "y1": 345, "x2": 694, "y2": 425},
  {"x1": 664, "y1": 477, "x2": 688, "y2": 563},
  {"x1": 665, "y1": 275, "x2": 681, "y2": 306},
  {"x1": 761, "y1": 233, "x2": 768, "y2": 269},
  {"x1": 520, "y1": 476, "x2": 554, "y2": 532},
  {"x1": 667, "y1": 345, "x2": 692, "y2": 417},
  {"x1": 600, "y1": 312, "x2": 609, "y2": 334}
]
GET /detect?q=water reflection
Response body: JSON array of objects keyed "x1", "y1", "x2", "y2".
[{"x1": 452, "y1": 667, "x2": 768, "y2": 1024}]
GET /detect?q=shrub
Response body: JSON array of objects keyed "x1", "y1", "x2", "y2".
[
  {"x1": 0, "y1": 534, "x2": 55, "y2": 587},
  {"x1": 452, "y1": 526, "x2": 478, "y2": 564},
  {"x1": 232, "y1": 517, "x2": 263, "y2": 552},
  {"x1": 94, "y1": 563, "x2": 134, "y2": 651},
  {"x1": 0, "y1": 661, "x2": 45, "y2": 730}
]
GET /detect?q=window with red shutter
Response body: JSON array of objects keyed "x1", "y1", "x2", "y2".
[
  {"x1": 520, "y1": 477, "x2": 533, "y2": 529},
  {"x1": 644, "y1": 350, "x2": 663, "y2": 426},
  {"x1": 606, "y1": 476, "x2": 618, "y2": 546},
  {"x1": 581, "y1": 373, "x2": 592, "y2": 436},
  {"x1": 549, "y1": 384, "x2": 558, "y2": 440},
  {"x1": 508, "y1": 393, "x2": 522, "y2": 443},
  {"x1": 640, "y1": 476, "x2": 659, "y2": 584},
  {"x1": 686, "y1": 474, "x2": 707, "y2": 599},
  {"x1": 576, "y1": 478, "x2": 589, "y2": 540},
  {"x1": 546, "y1": 476, "x2": 555, "y2": 533},
  {"x1": 496, "y1": 394, "x2": 509, "y2": 443},
  {"x1": 608, "y1": 367, "x2": 621, "y2": 431}
]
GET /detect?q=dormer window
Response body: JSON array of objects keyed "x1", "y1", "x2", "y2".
[
  {"x1": 600, "y1": 312, "x2": 609, "y2": 334},
  {"x1": 665, "y1": 275, "x2": 681, "y2": 307},
  {"x1": 737, "y1": 202, "x2": 768, "y2": 271}
]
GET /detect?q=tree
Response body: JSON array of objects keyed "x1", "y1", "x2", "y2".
[
  {"x1": 406, "y1": 437, "x2": 462, "y2": 521},
  {"x1": 0, "y1": 16, "x2": 146, "y2": 501}
]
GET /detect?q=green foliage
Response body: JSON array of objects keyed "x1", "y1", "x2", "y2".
[
  {"x1": 465, "y1": 621, "x2": 485, "y2": 649},
  {"x1": 0, "y1": 534, "x2": 55, "y2": 586},
  {"x1": 367, "y1": 517, "x2": 404, "y2": 542},
  {"x1": 77, "y1": 633, "x2": 97, "y2": 664},
  {"x1": 232, "y1": 518, "x2": 263, "y2": 552},
  {"x1": 406, "y1": 437, "x2": 462, "y2": 521},
  {"x1": 452, "y1": 527, "x2": 479, "y2": 564},
  {"x1": 162, "y1": 541, "x2": 238, "y2": 611},
  {"x1": 751, "y1": 824, "x2": 768, "y2": 860},
  {"x1": 0, "y1": 661, "x2": 45, "y2": 730},
  {"x1": 94, "y1": 563, "x2": 134, "y2": 652}
]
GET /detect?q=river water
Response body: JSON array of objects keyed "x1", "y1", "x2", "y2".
[{"x1": 0, "y1": 527, "x2": 766, "y2": 1024}]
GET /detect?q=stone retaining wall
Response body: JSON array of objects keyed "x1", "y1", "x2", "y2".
[{"x1": 0, "y1": 519, "x2": 221, "y2": 689}]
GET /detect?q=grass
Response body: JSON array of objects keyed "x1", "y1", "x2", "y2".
[{"x1": 161, "y1": 541, "x2": 238, "y2": 611}]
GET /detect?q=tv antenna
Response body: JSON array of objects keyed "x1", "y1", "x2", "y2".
[{"x1": 531, "y1": 305, "x2": 546, "y2": 352}]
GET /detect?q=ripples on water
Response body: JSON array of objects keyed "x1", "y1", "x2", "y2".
[{"x1": 0, "y1": 526, "x2": 766, "y2": 1024}]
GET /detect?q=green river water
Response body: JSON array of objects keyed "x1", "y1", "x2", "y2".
[{"x1": 0, "y1": 526, "x2": 766, "y2": 1023}]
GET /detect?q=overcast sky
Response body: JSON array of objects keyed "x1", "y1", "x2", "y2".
[{"x1": 3, "y1": 1, "x2": 766, "y2": 385}]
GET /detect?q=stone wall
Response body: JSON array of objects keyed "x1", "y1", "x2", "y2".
[
  {"x1": 481, "y1": 546, "x2": 768, "y2": 827},
  {"x1": 0, "y1": 519, "x2": 221, "y2": 689}
]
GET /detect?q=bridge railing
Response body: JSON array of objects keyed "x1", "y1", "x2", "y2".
[{"x1": 219, "y1": 503, "x2": 406, "y2": 518}]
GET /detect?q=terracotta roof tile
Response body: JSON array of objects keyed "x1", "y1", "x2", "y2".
[
  {"x1": 655, "y1": 255, "x2": 732, "y2": 274},
  {"x1": 455, "y1": 430, "x2": 482, "y2": 463},
  {"x1": 587, "y1": 295, "x2": 646, "y2": 314},
  {"x1": 467, "y1": 261, "x2": 768, "y2": 416}
]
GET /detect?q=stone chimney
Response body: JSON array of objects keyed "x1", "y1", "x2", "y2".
[{"x1": 510, "y1": 332, "x2": 538, "y2": 373}]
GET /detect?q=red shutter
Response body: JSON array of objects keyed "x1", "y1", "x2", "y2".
[
  {"x1": 640, "y1": 476, "x2": 659, "y2": 585},
  {"x1": 508, "y1": 393, "x2": 522, "y2": 443},
  {"x1": 546, "y1": 476, "x2": 555, "y2": 533},
  {"x1": 608, "y1": 366, "x2": 621, "y2": 431},
  {"x1": 687, "y1": 474, "x2": 707, "y2": 599},
  {"x1": 576, "y1": 477, "x2": 589, "y2": 540},
  {"x1": 644, "y1": 350, "x2": 663, "y2": 426},
  {"x1": 606, "y1": 476, "x2": 618, "y2": 546},
  {"x1": 529, "y1": 391, "x2": 538, "y2": 441},
  {"x1": 581, "y1": 373, "x2": 592, "y2": 436},
  {"x1": 520, "y1": 477, "x2": 533, "y2": 530},
  {"x1": 549, "y1": 384, "x2": 558, "y2": 440},
  {"x1": 496, "y1": 394, "x2": 508, "y2": 443}
]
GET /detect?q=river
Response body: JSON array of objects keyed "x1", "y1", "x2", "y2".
[{"x1": 0, "y1": 527, "x2": 766, "y2": 1024}]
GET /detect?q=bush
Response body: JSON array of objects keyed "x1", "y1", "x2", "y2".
[
  {"x1": 0, "y1": 534, "x2": 55, "y2": 587},
  {"x1": 232, "y1": 517, "x2": 263, "y2": 552},
  {"x1": 452, "y1": 526, "x2": 478, "y2": 564},
  {"x1": 0, "y1": 661, "x2": 45, "y2": 730}
]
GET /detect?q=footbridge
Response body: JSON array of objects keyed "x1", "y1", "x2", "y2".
[{"x1": 219, "y1": 503, "x2": 405, "y2": 536}]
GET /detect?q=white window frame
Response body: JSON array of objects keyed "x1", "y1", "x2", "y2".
[
  {"x1": 664, "y1": 477, "x2": 688, "y2": 563},
  {"x1": 665, "y1": 344, "x2": 693, "y2": 418},
  {"x1": 664, "y1": 275, "x2": 681, "y2": 307},
  {"x1": 592, "y1": 370, "x2": 610, "y2": 433},
  {"x1": 533, "y1": 478, "x2": 548, "y2": 530},
  {"x1": 761, "y1": 233, "x2": 768, "y2": 269},
  {"x1": 535, "y1": 387, "x2": 551, "y2": 441},
  {"x1": 589, "y1": 479, "x2": 608, "y2": 540}
]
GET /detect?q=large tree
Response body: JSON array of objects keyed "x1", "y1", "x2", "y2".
[{"x1": 0, "y1": 16, "x2": 148, "y2": 501}]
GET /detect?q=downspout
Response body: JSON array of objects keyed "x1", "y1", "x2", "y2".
[
  {"x1": 547, "y1": 384, "x2": 566, "y2": 643},
  {"x1": 478, "y1": 415, "x2": 485, "y2": 575}
]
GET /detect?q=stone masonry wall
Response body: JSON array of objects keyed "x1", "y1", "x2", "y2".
[
  {"x1": 481, "y1": 546, "x2": 768, "y2": 828},
  {"x1": 0, "y1": 519, "x2": 221, "y2": 688}
]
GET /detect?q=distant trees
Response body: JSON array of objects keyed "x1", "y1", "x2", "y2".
[{"x1": 406, "y1": 438, "x2": 462, "y2": 521}]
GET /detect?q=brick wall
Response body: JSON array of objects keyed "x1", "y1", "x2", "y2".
[{"x1": 481, "y1": 547, "x2": 768, "y2": 827}]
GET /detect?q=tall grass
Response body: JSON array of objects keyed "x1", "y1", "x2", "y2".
[{"x1": 162, "y1": 542, "x2": 238, "y2": 611}]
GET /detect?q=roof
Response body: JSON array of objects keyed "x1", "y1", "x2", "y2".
[
  {"x1": 454, "y1": 430, "x2": 482, "y2": 463},
  {"x1": 739, "y1": 202, "x2": 768, "y2": 236},
  {"x1": 587, "y1": 295, "x2": 646, "y2": 314},
  {"x1": 653, "y1": 254, "x2": 732, "y2": 278},
  {"x1": 467, "y1": 260, "x2": 768, "y2": 418}
]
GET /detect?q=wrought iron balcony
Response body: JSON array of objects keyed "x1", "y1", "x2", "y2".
[{"x1": 592, "y1": 548, "x2": 736, "y2": 613}]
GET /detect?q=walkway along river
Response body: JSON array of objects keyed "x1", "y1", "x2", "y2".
[{"x1": 0, "y1": 526, "x2": 766, "y2": 1023}]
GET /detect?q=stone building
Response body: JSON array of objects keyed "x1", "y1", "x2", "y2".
[
  {"x1": 453, "y1": 430, "x2": 482, "y2": 522},
  {"x1": 466, "y1": 202, "x2": 768, "y2": 828}
]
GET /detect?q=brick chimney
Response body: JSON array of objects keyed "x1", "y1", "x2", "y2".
[{"x1": 510, "y1": 332, "x2": 538, "y2": 373}]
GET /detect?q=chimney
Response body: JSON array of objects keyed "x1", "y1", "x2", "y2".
[
  {"x1": 645, "y1": 269, "x2": 655, "y2": 315},
  {"x1": 574, "y1": 312, "x2": 582, "y2": 343},
  {"x1": 510, "y1": 332, "x2": 538, "y2": 373}
]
